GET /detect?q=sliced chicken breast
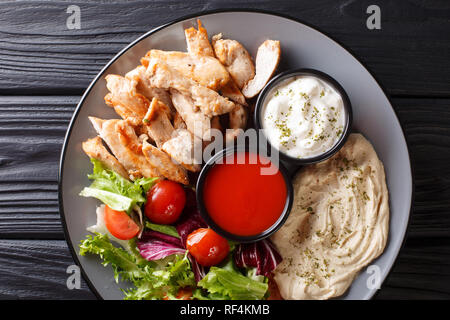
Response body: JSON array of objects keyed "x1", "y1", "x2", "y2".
[
  {"x1": 229, "y1": 103, "x2": 248, "y2": 129},
  {"x1": 142, "y1": 98, "x2": 175, "y2": 148},
  {"x1": 82, "y1": 136, "x2": 128, "y2": 178},
  {"x1": 143, "y1": 50, "x2": 230, "y2": 90},
  {"x1": 104, "y1": 75, "x2": 150, "y2": 124},
  {"x1": 225, "y1": 104, "x2": 248, "y2": 143},
  {"x1": 170, "y1": 88, "x2": 211, "y2": 141},
  {"x1": 242, "y1": 40, "x2": 281, "y2": 99},
  {"x1": 184, "y1": 27, "x2": 247, "y2": 106},
  {"x1": 211, "y1": 116, "x2": 223, "y2": 132},
  {"x1": 173, "y1": 112, "x2": 187, "y2": 130},
  {"x1": 146, "y1": 59, "x2": 236, "y2": 117},
  {"x1": 88, "y1": 117, "x2": 160, "y2": 179},
  {"x1": 115, "y1": 120, "x2": 162, "y2": 179},
  {"x1": 162, "y1": 129, "x2": 202, "y2": 172},
  {"x1": 212, "y1": 34, "x2": 255, "y2": 89},
  {"x1": 142, "y1": 140, "x2": 189, "y2": 185},
  {"x1": 184, "y1": 19, "x2": 215, "y2": 57},
  {"x1": 125, "y1": 65, "x2": 174, "y2": 112},
  {"x1": 219, "y1": 80, "x2": 247, "y2": 106}
]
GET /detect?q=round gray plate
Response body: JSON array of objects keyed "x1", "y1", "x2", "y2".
[{"x1": 59, "y1": 10, "x2": 412, "y2": 300}]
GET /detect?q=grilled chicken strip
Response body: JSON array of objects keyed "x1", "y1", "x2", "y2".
[
  {"x1": 212, "y1": 34, "x2": 255, "y2": 89},
  {"x1": 211, "y1": 116, "x2": 223, "y2": 132},
  {"x1": 184, "y1": 19, "x2": 215, "y2": 57},
  {"x1": 173, "y1": 112, "x2": 187, "y2": 130},
  {"x1": 146, "y1": 59, "x2": 235, "y2": 117},
  {"x1": 184, "y1": 21, "x2": 247, "y2": 106},
  {"x1": 104, "y1": 75, "x2": 150, "y2": 125},
  {"x1": 125, "y1": 65, "x2": 174, "y2": 112},
  {"x1": 242, "y1": 40, "x2": 281, "y2": 99},
  {"x1": 225, "y1": 104, "x2": 248, "y2": 143},
  {"x1": 88, "y1": 117, "x2": 160, "y2": 179},
  {"x1": 142, "y1": 140, "x2": 189, "y2": 185},
  {"x1": 162, "y1": 129, "x2": 202, "y2": 172},
  {"x1": 170, "y1": 88, "x2": 211, "y2": 140},
  {"x1": 82, "y1": 136, "x2": 128, "y2": 178},
  {"x1": 219, "y1": 80, "x2": 247, "y2": 106},
  {"x1": 115, "y1": 120, "x2": 162, "y2": 179},
  {"x1": 143, "y1": 50, "x2": 230, "y2": 90},
  {"x1": 229, "y1": 104, "x2": 248, "y2": 129},
  {"x1": 143, "y1": 98, "x2": 175, "y2": 148}
]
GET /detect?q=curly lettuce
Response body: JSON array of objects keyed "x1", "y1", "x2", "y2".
[
  {"x1": 79, "y1": 233, "x2": 195, "y2": 300},
  {"x1": 79, "y1": 159, "x2": 158, "y2": 212},
  {"x1": 194, "y1": 259, "x2": 268, "y2": 300}
]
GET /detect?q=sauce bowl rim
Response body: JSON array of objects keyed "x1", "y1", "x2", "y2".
[
  {"x1": 254, "y1": 68, "x2": 353, "y2": 165},
  {"x1": 195, "y1": 145, "x2": 294, "y2": 243}
]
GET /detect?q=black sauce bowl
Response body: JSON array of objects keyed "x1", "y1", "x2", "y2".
[
  {"x1": 196, "y1": 144, "x2": 293, "y2": 243},
  {"x1": 254, "y1": 68, "x2": 353, "y2": 166}
]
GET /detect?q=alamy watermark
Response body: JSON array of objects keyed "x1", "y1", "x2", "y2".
[
  {"x1": 66, "y1": 264, "x2": 81, "y2": 290},
  {"x1": 66, "y1": 5, "x2": 81, "y2": 30},
  {"x1": 366, "y1": 264, "x2": 381, "y2": 290},
  {"x1": 366, "y1": 5, "x2": 381, "y2": 30}
]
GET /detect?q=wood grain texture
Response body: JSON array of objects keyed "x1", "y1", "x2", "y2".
[
  {"x1": 0, "y1": 240, "x2": 95, "y2": 299},
  {"x1": 0, "y1": 96, "x2": 78, "y2": 239},
  {"x1": 0, "y1": 0, "x2": 449, "y2": 96}
]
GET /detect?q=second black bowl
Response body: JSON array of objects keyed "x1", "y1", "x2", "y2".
[
  {"x1": 254, "y1": 68, "x2": 353, "y2": 166},
  {"x1": 195, "y1": 145, "x2": 293, "y2": 243}
]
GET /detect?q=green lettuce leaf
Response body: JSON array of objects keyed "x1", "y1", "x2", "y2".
[
  {"x1": 195, "y1": 259, "x2": 268, "y2": 300},
  {"x1": 79, "y1": 159, "x2": 158, "y2": 212},
  {"x1": 79, "y1": 188, "x2": 133, "y2": 212},
  {"x1": 79, "y1": 233, "x2": 151, "y2": 283},
  {"x1": 124, "y1": 254, "x2": 195, "y2": 300},
  {"x1": 145, "y1": 221, "x2": 180, "y2": 238}
]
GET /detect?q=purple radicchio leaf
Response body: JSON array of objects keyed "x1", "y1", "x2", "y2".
[
  {"x1": 137, "y1": 230, "x2": 186, "y2": 261},
  {"x1": 188, "y1": 253, "x2": 208, "y2": 282},
  {"x1": 234, "y1": 239, "x2": 282, "y2": 277},
  {"x1": 175, "y1": 207, "x2": 207, "y2": 249},
  {"x1": 175, "y1": 206, "x2": 208, "y2": 281}
]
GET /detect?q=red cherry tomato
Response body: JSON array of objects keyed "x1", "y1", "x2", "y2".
[
  {"x1": 186, "y1": 228, "x2": 229, "y2": 266},
  {"x1": 145, "y1": 180, "x2": 186, "y2": 224},
  {"x1": 163, "y1": 287, "x2": 192, "y2": 300},
  {"x1": 104, "y1": 205, "x2": 140, "y2": 240}
]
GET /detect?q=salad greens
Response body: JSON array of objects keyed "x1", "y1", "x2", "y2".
[
  {"x1": 146, "y1": 221, "x2": 180, "y2": 239},
  {"x1": 78, "y1": 161, "x2": 274, "y2": 300},
  {"x1": 79, "y1": 159, "x2": 158, "y2": 212},
  {"x1": 80, "y1": 233, "x2": 195, "y2": 300},
  {"x1": 194, "y1": 259, "x2": 268, "y2": 300},
  {"x1": 80, "y1": 233, "x2": 269, "y2": 300}
]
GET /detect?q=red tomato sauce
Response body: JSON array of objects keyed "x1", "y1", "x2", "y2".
[{"x1": 202, "y1": 152, "x2": 287, "y2": 236}]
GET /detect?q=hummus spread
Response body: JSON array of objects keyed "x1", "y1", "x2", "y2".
[{"x1": 271, "y1": 133, "x2": 389, "y2": 300}]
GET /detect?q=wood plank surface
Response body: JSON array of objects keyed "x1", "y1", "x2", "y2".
[
  {"x1": 0, "y1": 96, "x2": 78, "y2": 239},
  {"x1": 376, "y1": 238, "x2": 450, "y2": 299},
  {"x1": 0, "y1": 0, "x2": 449, "y2": 96},
  {"x1": 0, "y1": 240, "x2": 95, "y2": 299}
]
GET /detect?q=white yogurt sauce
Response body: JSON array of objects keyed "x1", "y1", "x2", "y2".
[{"x1": 262, "y1": 76, "x2": 346, "y2": 159}]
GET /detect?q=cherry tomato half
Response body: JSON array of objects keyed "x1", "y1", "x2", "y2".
[
  {"x1": 186, "y1": 228, "x2": 229, "y2": 267},
  {"x1": 145, "y1": 180, "x2": 186, "y2": 224},
  {"x1": 104, "y1": 205, "x2": 140, "y2": 240},
  {"x1": 163, "y1": 287, "x2": 192, "y2": 300}
]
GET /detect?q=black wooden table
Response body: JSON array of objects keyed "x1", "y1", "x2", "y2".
[{"x1": 0, "y1": 0, "x2": 449, "y2": 300}]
